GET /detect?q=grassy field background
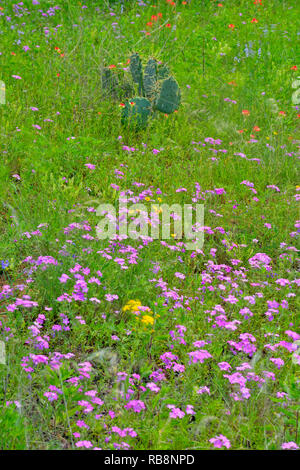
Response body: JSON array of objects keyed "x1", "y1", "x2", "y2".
[{"x1": 0, "y1": 0, "x2": 299, "y2": 450}]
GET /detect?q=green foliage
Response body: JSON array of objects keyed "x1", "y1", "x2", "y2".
[
  {"x1": 0, "y1": 0, "x2": 299, "y2": 451},
  {"x1": 0, "y1": 406, "x2": 27, "y2": 450}
]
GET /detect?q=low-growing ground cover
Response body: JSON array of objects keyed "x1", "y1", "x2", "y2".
[{"x1": 0, "y1": 0, "x2": 299, "y2": 451}]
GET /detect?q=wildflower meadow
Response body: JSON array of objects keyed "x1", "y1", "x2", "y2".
[{"x1": 0, "y1": 0, "x2": 299, "y2": 454}]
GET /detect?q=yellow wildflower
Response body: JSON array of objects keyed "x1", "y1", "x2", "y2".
[
  {"x1": 141, "y1": 315, "x2": 154, "y2": 326},
  {"x1": 123, "y1": 299, "x2": 142, "y2": 313}
]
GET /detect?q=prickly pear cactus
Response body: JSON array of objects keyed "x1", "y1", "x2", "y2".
[
  {"x1": 144, "y1": 58, "x2": 157, "y2": 99},
  {"x1": 157, "y1": 64, "x2": 170, "y2": 80},
  {"x1": 101, "y1": 67, "x2": 119, "y2": 97},
  {"x1": 120, "y1": 54, "x2": 180, "y2": 129},
  {"x1": 119, "y1": 79, "x2": 135, "y2": 99},
  {"x1": 121, "y1": 97, "x2": 152, "y2": 129},
  {"x1": 154, "y1": 76, "x2": 181, "y2": 114},
  {"x1": 129, "y1": 53, "x2": 143, "y2": 95}
]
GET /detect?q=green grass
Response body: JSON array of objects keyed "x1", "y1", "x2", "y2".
[{"x1": 0, "y1": 0, "x2": 299, "y2": 451}]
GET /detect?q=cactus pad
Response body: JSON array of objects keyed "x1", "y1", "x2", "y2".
[
  {"x1": 144, "y1": 58, "x2": 157, "y2": 100},
  {"x1": 121, "y1": 97, "x2": 152, "y2": 129},
  {"x1": 129, "y1": 53, "x2": 143, "y2": 95},
  {"x1": 154, "y1": 77, "x2": 181, "y2": 114},
  {"x1": 157, "y1": 64, "x2": 170, "y2": 80},
  {"x1": 101, "y1": 67, "x2": 119, "y2": 97}
]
